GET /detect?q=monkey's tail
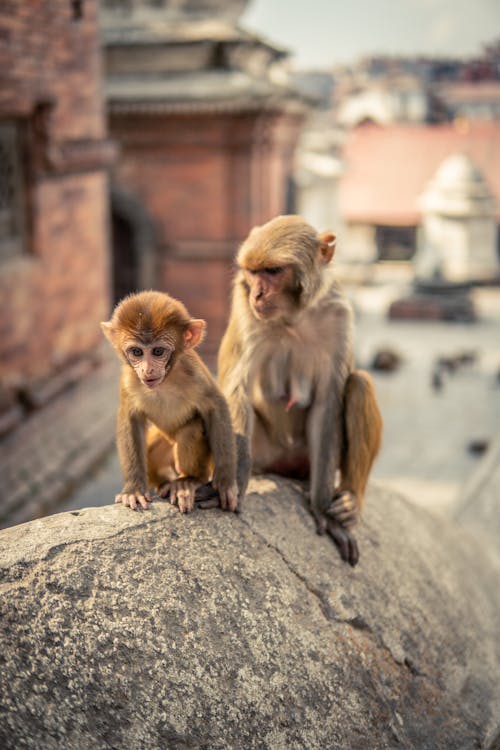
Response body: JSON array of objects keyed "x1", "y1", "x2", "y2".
[{"x1": 341, "y1": 370, "x2": 383, "y2": 502}]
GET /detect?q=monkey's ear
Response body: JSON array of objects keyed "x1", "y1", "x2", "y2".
[
  {"x1": 319, "y1": 232, "x2": 336, "y2": 264},
  {"x1": 184, "y1": 319, "x2": 206, "y2": 349},
  {"x1": 101, "y1": 321, "x2": 115, "y2": 343}
]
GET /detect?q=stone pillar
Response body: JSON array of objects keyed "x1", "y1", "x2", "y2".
[{"x1": 416, "y1": 153, "x2": 498, "y2": 283}]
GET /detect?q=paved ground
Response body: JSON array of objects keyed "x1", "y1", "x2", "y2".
[
  {"x1": 1, "y1": 282, "x2": 499, "y2": 527},
  {"x1": 57, "y1": 450, "x2": 122, "y2": 515},
  {"x1": 0, "y1": 355, "x2": 120, "y2": 528},
  {"x1": 353, "y1": 284, "x2": 500, "y2": 515}
]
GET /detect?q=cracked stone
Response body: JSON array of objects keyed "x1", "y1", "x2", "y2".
[{"x1": 0, "y1": 478, "x2": 499, "y2": 750}]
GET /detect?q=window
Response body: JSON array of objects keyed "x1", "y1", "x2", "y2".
[
  {"x1": 0, "y1": 122, "x2": 26, "y2": 262},
  {"x1": 71, "y1": 0, "x2": 84, "y2": 20},
  {"x1": 376, "y1": 225, "x2": 416, "y2": 261}
]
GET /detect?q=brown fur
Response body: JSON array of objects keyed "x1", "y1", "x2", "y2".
[
  {"x1": 105, "y1": 291, "x2": 195, "y2": 353},
  {"x1": 218, "y1": 215, "x2": 382, "y2": 565},
  {"x1": 341, "y1": 371, "x2": 383, "y2": 499},
  {"x1": 102, "y1": 291, "x2": 238, "y2": 514}
]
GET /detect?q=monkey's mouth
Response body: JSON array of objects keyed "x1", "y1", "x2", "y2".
[
  {"x1": 143, "y1": 377, "x2": 163, "y2": 389},
  {"x1": 252, "y1": 304, "x2": 277, "y2": 320}
]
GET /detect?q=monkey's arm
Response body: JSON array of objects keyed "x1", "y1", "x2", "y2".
[
  {"x1": 115, "y1": 396, "x2": 151, "y2": 511},
  {"x1": 306, "y1": 376, "x2": 343, "y2": 514},
  {"x1": 203, "y1": 394, "x2": 239, "y2": 512},
  {"x1": 217, "y1": 318, "x2": 253, "y2": 498},
  {"x1": 217, "y1": 384, "x2": 253, "y2": 499},
  {"x1": 307, "y1": 372, "x2": 360, "y2": 566}
]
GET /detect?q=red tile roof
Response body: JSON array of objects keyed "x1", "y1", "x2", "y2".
[{"x1": 339, "y1": 121, "x2": 500, "y2": 226}]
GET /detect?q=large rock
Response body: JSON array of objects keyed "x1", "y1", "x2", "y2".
[
  {"x1": 455, "y1": 429, "x2": 500, "y2": 564},
  {"x1": 1, "y1": 478, "x2": 499, "y2": 750}
]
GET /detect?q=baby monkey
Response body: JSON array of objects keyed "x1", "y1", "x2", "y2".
[{"x1": 101, "y1": 291, "x2": 238, "y2": 514}]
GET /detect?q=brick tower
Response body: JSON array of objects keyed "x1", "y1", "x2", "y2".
[{"x1": 101, "y1": 0, "x2": 306, "y2": 358}]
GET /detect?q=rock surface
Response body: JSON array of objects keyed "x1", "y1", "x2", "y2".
[
  {"x1": 1, "y1": 477, "x2": 500, "y2": 750},
  {"x1": 455, "y1": 429, "x2": 500, "y2": 564}
]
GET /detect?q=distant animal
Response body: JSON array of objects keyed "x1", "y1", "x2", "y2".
[{"x1": 371, "y1": 348, "x2": 403, "y2": 373}]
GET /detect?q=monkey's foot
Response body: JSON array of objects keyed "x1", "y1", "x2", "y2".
[
  {"x1": 194, "y1": 482, "x2": 219, "y2": 508},
  {"x1": 313, "y1": 509, "x2": 359, "y2": 567},
  {"x1": 159, "y1": 478, "x2": 200, "y2": 514},
  {"x1": 194, "y1": 482, "x2": 239, "y2": 512},
  {"x1": 212, "y1": 479, "x2": 238, "y2": 512},
  {"x1": 115, "y1": 490, "x2": 152, "y2": 511},
  {"x1": 325, "y1": 490, "x2": 359, "y2": 529}
]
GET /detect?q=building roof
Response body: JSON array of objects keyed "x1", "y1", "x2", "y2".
[
  {"x1": 101, "y1": 0, "x2": 249, "y2": 26},
  {"x1": 339, "y1": 120, "x2": 500, "y2": 225},
  {"x1": 101, "y1": 2, "x2": 299, "y2": 115},
  {"x1": 106, "y1": 70, "x2": 303, "y2": 114},
  {"x1": 437, "y1": 81, "x2": 500, "y2": 105}
]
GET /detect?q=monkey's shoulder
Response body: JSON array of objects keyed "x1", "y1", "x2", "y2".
[
  {"x1": 284, "y1": 293, "x2": 353, "y2": 349},
  {"x1": 176, "y1": 351, "x2": 225, "y2": 405},
  {"x1": 314, "y1": 280, "x2": 353, "y2": 316}
]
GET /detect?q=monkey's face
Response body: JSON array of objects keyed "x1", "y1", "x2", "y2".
[
  {"x1": 243, "y1": 266, "x2": 298, "y2": 322},
  {"x1": 124, "y1": 339, "x2": 175, "y2": 389}
]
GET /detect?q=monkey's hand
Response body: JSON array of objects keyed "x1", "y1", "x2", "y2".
[
  {"x1": 312, "y1": 505, "x2": 360, "y2": 567},
  {"x1": 212, "y1": 478, "x2": 239, "y2": 512},
  {"x1": 115, "y1": 489, "x2": 152, "y2": 511},
  {"x1": 159, "y1": 478, "x2": 200, "y2": 514},
  {"x1": 325, "y1": 490, "x2": 360, "y2": 529},
  {"x1": 193, "y1": 480, "x2": 239, "y2": 512}
]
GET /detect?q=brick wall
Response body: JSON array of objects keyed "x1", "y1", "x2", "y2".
[
  {"x1": 0, "y1": 0, "x2": 111, "y2": 385},
  {"x1": 109, "y1": 108, "x2": 303, "y2": 359},
  {"x1": 0, "y1": 0, "x2": 105, "y2": 139}
]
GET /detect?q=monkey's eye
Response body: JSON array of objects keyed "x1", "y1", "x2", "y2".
[
  {"x1": 264, "y1": 266, "x2": 284, "y2": 276},
  {"x1": 130, "y1": 347, "x2": 143, "y2": 358},
  {"x1": 152, "y1": 347, "x2": 166, "y2": 357}
]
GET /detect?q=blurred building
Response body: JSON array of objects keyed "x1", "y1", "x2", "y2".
[
  {"x1": 333, "y1": 47, "x2": 500, "y2": 128},
  {"x1": 435, "y1": 81, "x2": 500, "y2": 121},
  {"x1": 294, "y1": 123, "x2": 343, "y2": 234},
  {"x1": 336, "y1": 77, "x2": 432, "y2": 128},
  {"x1": 416, "y1": 153, "x2": 498, "y2": 282},
  {"x1": 101, "y1": 0, "x2": 306, "y2": 357},
  {"x1": 338, "y1": 121, "x2": 500, "y2": 278},
  {"x1": 332, "y1": 57, "x2": 452, "y2": 129},
  {"x1": 0, "y1": 0, "x2": 114, "y2": 429}
]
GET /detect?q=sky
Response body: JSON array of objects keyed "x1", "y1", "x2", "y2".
[{"x1": 241, "y1": 0, "x2": 500, "y2": 70}]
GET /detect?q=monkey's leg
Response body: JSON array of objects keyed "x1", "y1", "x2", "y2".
[
  {"x1": 163, "y1": 421, "x2": 212, "y2": 514},
  {"x1": 147, "y1": 425, "x2": 204, "y2": 513},
  {"x1": 196, "y1": 433, "x2": 248, "y2": 511},
  {"x1": 327, "y1": 370, "x2": 382, "y2": 530},
  {"x1": 146, "y1": 425, "x2": 177, "y2": 490}
]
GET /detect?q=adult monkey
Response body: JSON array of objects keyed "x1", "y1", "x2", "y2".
[{"x1": 218, "y1": 215, "x2": 382, "y2": 566}]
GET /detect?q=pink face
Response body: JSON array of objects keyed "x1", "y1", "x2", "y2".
[
  {"x1": 125, "y1": 338, "x2": 175, "y2": 389},
  {"x1": 244, "y1": 265, "x2": 296, "y2": 321}
]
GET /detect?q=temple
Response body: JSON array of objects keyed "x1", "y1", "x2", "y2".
[{"x1": 101, "y1": 0, "x2": 307, "y2": 356}]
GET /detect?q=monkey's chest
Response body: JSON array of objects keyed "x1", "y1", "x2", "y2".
[
  {"x1": 250, "y1": 350, "x2": 315, "y2": 454},
  {"x1": 139, "y1": 389, "x2": 200, "y2": 440},
  {"x1": 252, "y1": 344, "x2": 315, "y2": 413}
]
